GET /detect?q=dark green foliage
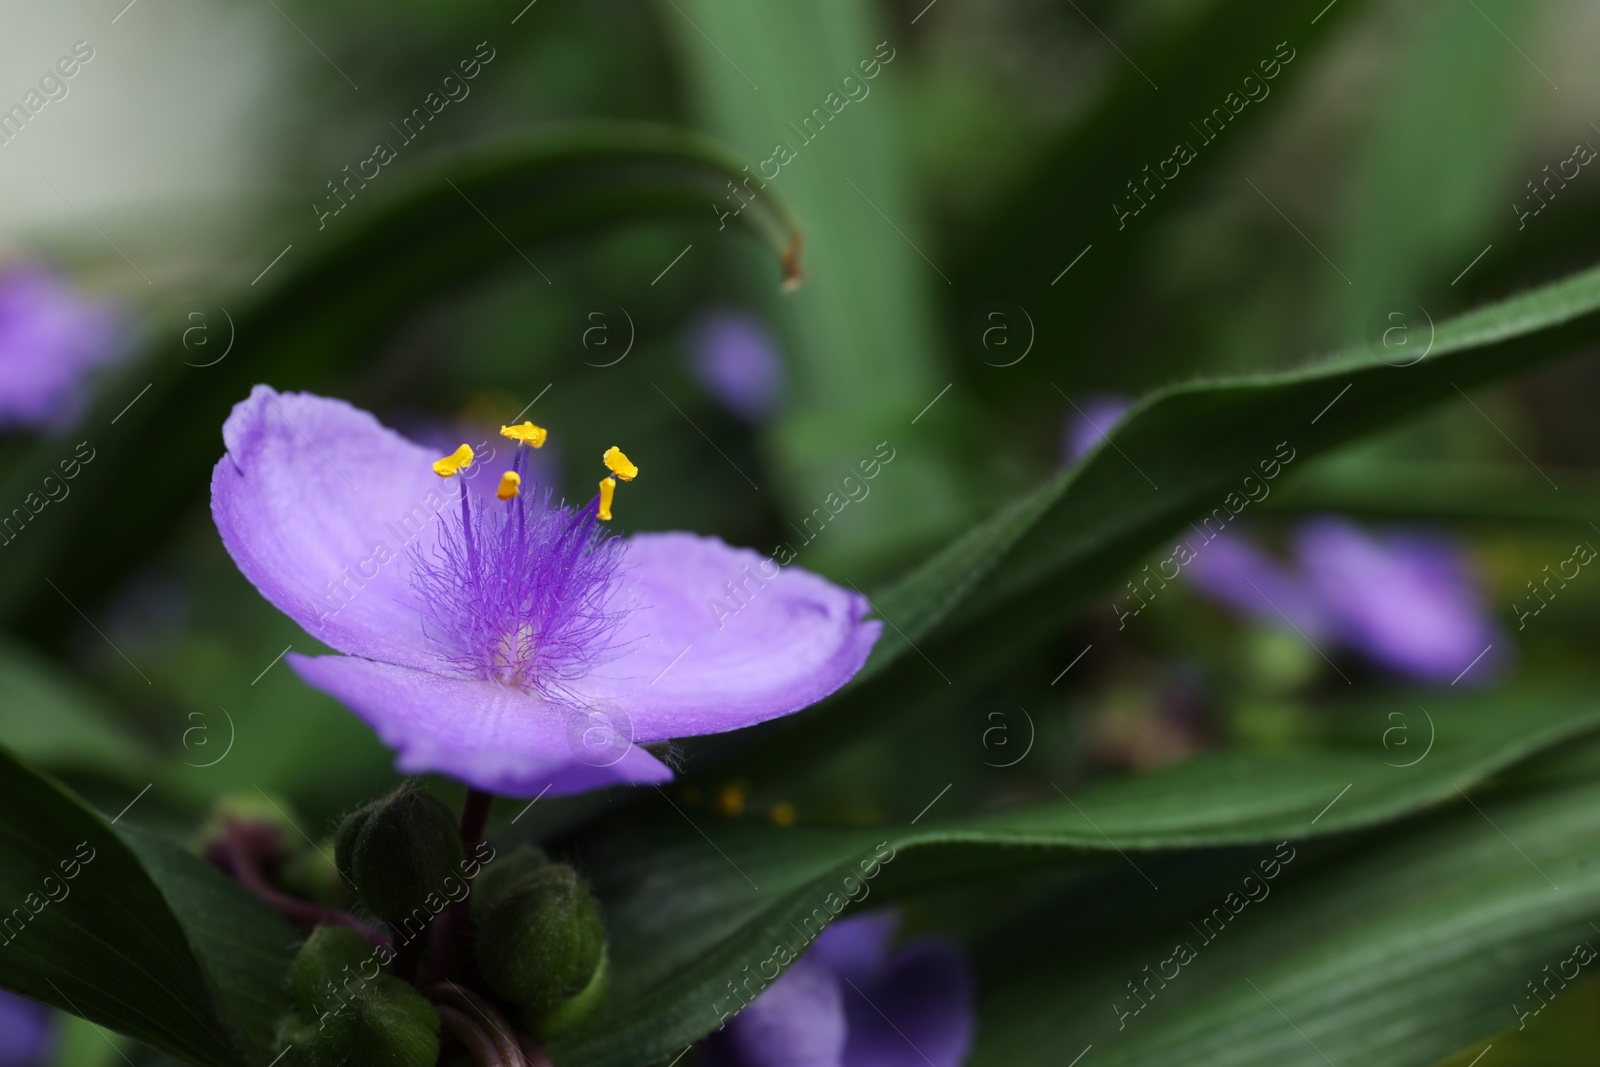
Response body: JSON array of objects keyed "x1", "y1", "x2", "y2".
[{"x1": 0, "y1": 749, "x2": 296, "y2": 1067}]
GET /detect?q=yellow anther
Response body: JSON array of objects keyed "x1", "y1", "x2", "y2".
[
  {"x1": 603, "y1": 446, "x2": 638, "y2": 482},
  {"x1": 500, "y1": 422, "x2": 548, "y2": 448},
  {"x1": 496, "y1": 471, "x2": 521, "y2": 500},
  {"x1": 597, "y1": 477, "x2": 616, "y2": 521},
  {"x1": 432, "y1": 443, "x2": 475, "y2": 478}
]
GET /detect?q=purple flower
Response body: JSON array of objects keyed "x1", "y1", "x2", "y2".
[
  {"x1": 0, "y1": 263, "x2": 121, "y2": 431},
  {"x1": 685, "y1": 310, "x2": 786, "y2": 422},
  {"x1": 0, "y1": 990, "x2": 54, "y2": 1067},
  {"x1": 1187, "y1": 519, "x2": 1503, "y2": 685},
  {"x1": 210, "y1": 387, "x2": 880, "y2": 797},
  {"x1": 706, "y1": 912, "x2": 975, "y2": 1067},
  {"x1": 1292, "y1": 518, "x2": 1502, "y2": 685},
  {"x1": 1187, "y1": 532, "x2": 1334, "y2": 640},
  {"x1": 1061, "y1": 393, "x2": 1132, "y2": 465}
]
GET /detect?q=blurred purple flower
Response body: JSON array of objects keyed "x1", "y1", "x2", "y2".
[
  {"x1": 686, "y1": 310, "x2": 786, "y2": 422},
  {"x1": 1187, "y1": 532, "x2": 1333, "y2": 640},
  {"x1": 706, "y1": 912, "x2": 974, "y2": 1067},
  {"x1": 211, "y1": 387, "x2": 880, "y2": 798},
  {"x1": 1293, "y1": 518, "x2": 1503, "y2": 685},
  {"x1": 1188, "y1": 518, "x2": 1504, "y2": 685},
  {"x1": 0, "y1": 991, "x2": 54, "y2": 1067},
  {"x1": 0, "y1": 264, "x2": 122, "y2": 431},
  {"x1": 1061, "y1": 393, "x2": 1132, "y2": 465}
]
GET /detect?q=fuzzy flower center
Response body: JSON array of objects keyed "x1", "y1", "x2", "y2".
[{"x1": 407, "y1": 428, "x2": 639, "y2": 701}]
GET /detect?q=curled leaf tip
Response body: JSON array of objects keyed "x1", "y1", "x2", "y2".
[{"x1": 781, "y1": 233, "x2": 805, "y2": 292}]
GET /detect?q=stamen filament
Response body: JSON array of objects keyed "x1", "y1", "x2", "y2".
[{"x1": 460, "y1": 489, "x2": 477, "y2": 575}]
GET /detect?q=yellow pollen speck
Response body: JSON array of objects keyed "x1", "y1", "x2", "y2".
[
  {"x1": 603, "y1": 446, "x2": 638, "y2": 482},
  {"x1": 770, "y1": 802, "x2": 797, "y2": 827},
  {"x1": 500, "y1": 422, "x2": 548, "y2": 448},
  {"x1": 496, "y1": 471, "x2": 521, "y2": 500},
  {"x1": 432, "y1": 443, "x2": 474, "y2": 478},
  {"x1": 597, "y1": 477, "x2": 616, "y2": 521},
  {"x1": 716, "y1": 783, "x2": 747, "y2": 817}
]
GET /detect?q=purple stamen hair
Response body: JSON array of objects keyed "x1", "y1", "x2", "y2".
[{"x1": 409, "y1": 456, "x2": 630, "y2": 702}]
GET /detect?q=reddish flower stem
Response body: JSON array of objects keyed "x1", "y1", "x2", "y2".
[
  {"x1": 460, "y1": 789, "x2": 493, "y2": 850},
  {"x1": 448, "y1": 788, "x2": 495, "y2": 985},
  {"x1": 430, "y1": 903, "x2": 457, "y2": 981},
  {"x1": 216, "y1": 837, "x2": 391, "y2": 952},
  {"x1": 390, "y1": 926, "x2": 423, "y2": 982},
  {"x1": 437, "y1": 1004, "x2": 510, "y2": 1067},
  {"x1": 433, "y1": 982, "x2": 528, "y2": 1067}
]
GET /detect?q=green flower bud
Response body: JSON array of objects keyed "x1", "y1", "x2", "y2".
[
  {"x1": 288, "y1": 925, "x2": 372, "y2": 1018},
  {"x1": 474, "y1": 864, "x2": 607, "y2": 1034},
  {"x1": 277, "y1": 926, "x2": 439, "y2": 1067},
  {"x1": 471, "y1": 843, "x2": 547, "y2": 912},
  {"x1": 540, "y1": 949, "x2": 607, "y2": 1038},
  {"x1": 335, "y1": 784, "x2": 464, "y2": 924}
]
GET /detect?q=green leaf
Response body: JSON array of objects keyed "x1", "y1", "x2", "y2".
[
  {"x1": 712, "y1": 255, "x2": 1600, "y2": 785},
  {"x1": 871, "y1": 257, "x2": 1600, "y2": 679},
  {"x1": 1434, "y1": 973, "x2": 1600, "y2": 1066},
  {"x1": 973, "y1": 771, "x2": 1600, "y2": 1066},
  {"x1": 0, "y1": 123, "x2": 801, "y2": 636},
  {"x1": 0, "y1": 748, "x2": 297, "y2": 1067},
  {"x1": 952, "y1": 0, "x2": 1372, "y2": 361},
  {"x1": 670, "y1": 0, "x2": 969, "y2": 568},
  {"x1": 1268, "y1": 458, "x2": 1600, "y2": 527},
  {"x1": 0, "y1": 642, "x2": 158, "y2": 782},
  {"x1": 1322, "y1": 0, "x2": 1538, "y2": 338},
  {"x1": 547, "y1": 687, "x2": 1600, "y2": 1066},
  {"x1": 122, "y1": 829, "x2": 302, "y2": 1060}
]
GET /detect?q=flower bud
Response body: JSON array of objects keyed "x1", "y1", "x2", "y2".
[
  {"x1": 288, "y1": 924, "x2": 370, "y2": 1017},
  {"x1": 474, "y1": 863, "x2": 606, "y2": 1034},
  {"x1": 277, "y1": 926, "x2": 439, "y2": 1067},
  {"x1": 335, "y1": 784, "x2": 464, "y2": 925},
  {"x1": 472, "y1": 843, "x2": 547, "y2": 911}
]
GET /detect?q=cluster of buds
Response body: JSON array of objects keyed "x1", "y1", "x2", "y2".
[{"x1": 212, "y1": 783, "x2": 606, "y2": 1067}]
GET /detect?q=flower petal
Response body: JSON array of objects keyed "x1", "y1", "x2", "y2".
[
  {"x1": 712, "y1": 955, "x2": 848, "y2": 1067},
  {"x1": 1187, "y1": 532, "x2": 1333, "y2": 639},
  {"x1": 288, "y1": 654, "x2": 672, "y2": 798},
  {"x1": 0, "y1": 264, "x2": 123, "y2": 430},
  {"x1": 810, "y1": 911, "x2": 900, "y2": 984},
  {"x1": 0, "y1": 989, "x2": 55, "y2": 1067},
  {"x1": 841, "y1": 938, "x2": 975, "y2": 1067},
  {"x1": 686, "y1": 309, "x2": 786, "y2": 423},
  {"x1": 575, "y1": 533, "x2": 881, "y2": 741},
  {"x1": 1061, "y1": 392, "x2": 1132, "y2": 465},
  {"x1": 211, "y1": 385, "x2": 469, "y2": 670},
  {"x1": 1293, "y1": 518, "x2": 1504, "y2": 684}
]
